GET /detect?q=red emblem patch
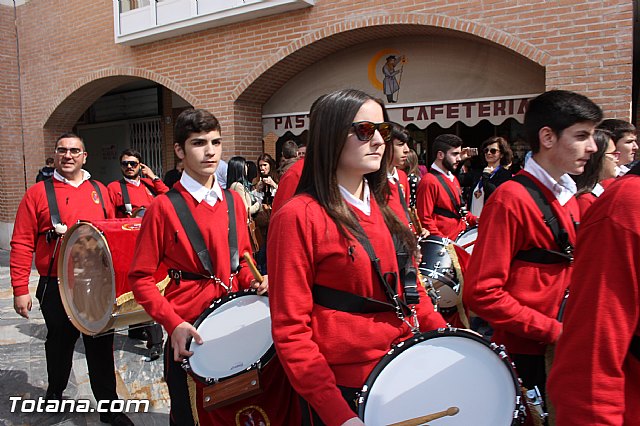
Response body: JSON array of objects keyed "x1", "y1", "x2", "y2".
[
  {"x1": 91, "y1": 191, "x2": 100, "y2": 204},
  {"x1": 235, "y1": 405, "x2": 270, "y2": 426}
]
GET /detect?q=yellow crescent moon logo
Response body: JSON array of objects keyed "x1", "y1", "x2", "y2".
[{"x1": 368, "y1": 49, "x2": 401, "y2": 91}]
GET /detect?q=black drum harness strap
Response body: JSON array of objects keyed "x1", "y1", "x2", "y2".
[
  {"x1": 430, "y1": 171, "x2": 465, "y2": 219},
  {"x1": 312, "y1": 214, "x2": 421, "y2": 333},
  {"x1": 165, "y1": 188, "x2": 239, "y2": 292},
  {"x1": 119, "y1": 178, "x2": 157, "y2": 216}
]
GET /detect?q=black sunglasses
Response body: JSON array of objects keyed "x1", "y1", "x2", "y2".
[
  {"x1": 483, "y1": 148, "x2": 500, "y2": 155},
  {"x1": 121, "y1": 160, "x2": 140, "y2": 168},
  {"x1": 351, "y1": 121, "x2": 392, "y2": 142}
]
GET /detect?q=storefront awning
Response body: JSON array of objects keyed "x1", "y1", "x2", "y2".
[{"x1": 262, "y1": 94, "x2": 536, "y2": 138}]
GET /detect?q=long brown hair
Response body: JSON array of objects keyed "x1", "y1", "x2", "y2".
[{"x1": 297, "y1": 89, "x2": 416, "y2": 254}]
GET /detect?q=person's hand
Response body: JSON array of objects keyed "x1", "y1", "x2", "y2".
[
  {"x1": 139, "y1": 163, "x2": 157, "y2": 180},
  {"x1": 170, "y1": 322, "x2": 202, "y2": 362},
  {"x1": 262, "y1": 176, "x2": 277, "y2": 189},
  {"x1": 340, "y1": 418, "x2": 365, "y2": 426},
  {"x1": 482, "y1": 166, "x2": 495, "y2": 175},
  {"x1": 14, "y1": 294, "x2": 32, "y2": 319},
  {"x1": 251, "y1": 275, "x2": 268, "y2": 295}
]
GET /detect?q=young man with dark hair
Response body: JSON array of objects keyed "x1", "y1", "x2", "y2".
[
  {"x1": 415, "y1": 133, "x2": 477, "y2": 239},
  {"x1": 128, "y1": 108, "x2": 298, "y2": 425},
  {"x1": 278, "y1": 139, "x2": 299, "y2": 178},
  {"x1": 11, "y1": 133, "x2": 132, "y2": 425},
  {"x1": 597, "y1": 118, "x2": 638, "y2": 174},
  {"x1": 463, "y1": 90, "x2": 602, "y2": 410},
  {"x1": 107, "y1": 148, "x2": 168, "y2": 360},
  {"x1": 35, "y1": 157, "x2": 55, "y2": 182}
]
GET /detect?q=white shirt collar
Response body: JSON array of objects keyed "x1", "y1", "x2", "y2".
[
  {"x1": 590, "y1": 182, "x2": 605, "y2": 197},
  {"x1": 53, "y1": 169, "x2": 91, "y2": 188},
  {"x1": 124, "y1": 177, "x2": 141, "y2": 187},
  {"x1": 430, "y1": 163, "x2": 455, "y2": 182},
  {"x1": 387, "y1": 167, "x2": 399, "y2": 183},
  {"x1": 180, "y1": 171, "x2": 224, "y2": 207},
  {"x1": 339, "y1": 179, "x2": 371, "y2": 216},
  {"x1": 524, "y1": 157, "x2": 576, "y2": 206}
]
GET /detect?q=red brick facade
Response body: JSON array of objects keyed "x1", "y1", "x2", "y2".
[{"x1": 0, "y1": 0, "x2": 634, "y2": 246}]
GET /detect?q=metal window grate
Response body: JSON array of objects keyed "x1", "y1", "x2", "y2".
[{"x1": 130, "y1": 117, "x2": 163, "y2": 178}]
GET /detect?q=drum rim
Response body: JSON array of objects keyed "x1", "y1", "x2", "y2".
[
  {"x1": 183, "y1": 288, "x2": 275, "y2": 384},
  {"x1": 57, "y1": 221, "x2": 116, "y2": 336},
  {"x1": 357, "y1": 327, "x2": 524, "y2": 423}
]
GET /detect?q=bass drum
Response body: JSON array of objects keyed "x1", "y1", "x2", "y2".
[
  {"x1": 358, "y1": 328, "x2": 526, "y2": 425},
  {"x1": 58, "y1": 218, "x2": 168, "y2": 335},
  {"x1": 455, "y1": 226, "x2": 478, "y2": 254}
]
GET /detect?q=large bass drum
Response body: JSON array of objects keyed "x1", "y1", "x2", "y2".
[
  {"x1": 358, "y1": 328, "x2": 526, "y2": 425},
  {"x1": 57, "y1": 218, "x2": 168, "y2": 335}
]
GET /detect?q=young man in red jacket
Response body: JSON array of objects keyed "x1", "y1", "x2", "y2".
[
  {"x1": 11, "y1": 133, "x2": 132, "y2": 426},
  {"x1": 127, "y1": 108, "x2": 299, "y2": 426},
  {"x1": 107, "y1": 148, "x2": 169, "y2": 360},
  {"x1": 463, "y1": 90, "x2": 602, "y2": 411},
  {"x1": 548, "y1": 161, "x2": 640, "y2": 425},
  {"x1": 416, "y1": 134, "x2": 477, "y2": 239}
]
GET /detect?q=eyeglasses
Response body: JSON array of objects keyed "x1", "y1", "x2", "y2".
[
  {"x1": 605, "y1": 151, "x2": 621, "y2": 160},
  {"x1": 351, "y1": 121, "x2": 392, "y2": 142},
  {"x1": 121, "y1": 161, "x2": 140, "y2": 168},
  {"x1": 483, "y1": 148, "x2": 500, "y2": 155},
  {"x1": 55, "y1": 147, "x2": 83, "y2": 157}
]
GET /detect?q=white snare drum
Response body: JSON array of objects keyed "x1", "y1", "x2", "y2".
[
  {"x1": 358, "y1": 328, "x2": 525, "y2": 425},
  {"x1": 184, "y1": 289, "x2": 274, "y2": 384},
  {"x1": 455, "y1": 226, "x2": 478, "y2": 254}
]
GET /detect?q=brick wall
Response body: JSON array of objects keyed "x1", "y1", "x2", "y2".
[{"x1": 2, "y1": 0, "x2": 634, "y2": 230}]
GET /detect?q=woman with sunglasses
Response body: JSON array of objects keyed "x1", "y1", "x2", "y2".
[
  {"x1": 572, "y1": 129, "x2": 619, "y2": 215},
  {"x1": 267, "y1": 89, "x2": 446, "y2": 426},
  {"x1": 467, "y1": 136, "x2": 513, "y2": 217}
]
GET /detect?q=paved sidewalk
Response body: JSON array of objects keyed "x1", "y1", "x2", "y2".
[{"x1": 0, "y1": 249, "x2": 170, "y2": 425}]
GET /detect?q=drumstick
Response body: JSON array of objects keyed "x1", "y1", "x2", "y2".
[
  {"x1": 387, "y1": 406, "x2": 459, "y2": 426},
  {"x1": 409, "y1": 207, "x2": 424, "y2": 236},
  {"x1": 242, "y1": 251, "x2": 264, "y2": 283}
]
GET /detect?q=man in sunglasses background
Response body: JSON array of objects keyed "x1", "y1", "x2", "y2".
[
  {"x1": 10, "y1": 133, "x2": 133, "y2": 425},
  {"x1": 416, "y1": 133, "x2": 477, "y2": 240},
  {"x1": 107, "y1": 148, "x2": 168, "y2": 361}
]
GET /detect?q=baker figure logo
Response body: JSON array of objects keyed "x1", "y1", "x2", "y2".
[
  {"x1": 235, "y1": 405, "x2": 269, "y2": 426},
  {"x1": 91, "y1": 191, "x2": 100, "y2": 204}
]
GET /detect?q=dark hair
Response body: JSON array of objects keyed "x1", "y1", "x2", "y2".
[
  {"x1": 45, "y1": 157, "x2": 54, "y2": 165},
  {"x1": 524, "y1": 90, "x2": 603, "y2": 153},
  {"x1": 431, "y1": 134, "x2": 462, "y2": 162},
  {"x1": 246, "y1": 160, "x2": 258, "y2": 184},
  {"x1": 174, "y1": 108, "x2": 221, "y2": 148},
  {"x1": 597, "y1": 119, "x2": 636, "y2": 143},
  {"x1": 390, "y1": 122, "x2": 410, "y2": 144},
  {"x1": 297, "y1": 88, "x2": 416, "y2": 254},
  {"x1": 281, "y1": 140, "x2": 298, "y2": 160},
  {"x1": 55, "y1": 132, "x2": 85, "y2": 150},
  {"x1": 481, "y1": 136, "x2": 513, "y2": 166},
  {"x1": 226, "y1": 156, "x2": 248, "y2": 187},
  {"x1": 574, "y1": 129, "x2": 612, "y2": 195},
  {"x1": 119, "y1": 148, "x2": 142, "y2": 163},
  {"x1": 256, "y1": 153, "x2": 277, "y2": 181}
]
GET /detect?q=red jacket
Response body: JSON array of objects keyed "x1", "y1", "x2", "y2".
[
  {"x1": 107, "y1": 177, "x2": 169, "y2": 218},
  {"x1": 11, "y1": 178, "x2": 114, "y2": 296},
  {"x1": 271, "y1": 158, "x2": 304, "y2": 215},
  {"x1": 416, "y1": 169, "x2": 476, "y2": 239},
  {"x1": 267, "y1": 194, "x2": 446, "y2": 426},
  {"x1": 575, "y1": 177, "x2": 615, "y2": 217},
  {"x1": 548, "y1": 175, "x2": 640, "y2": 425},
  {"x1": 463, "y1": 171, "x2": 579, "y2": 355}
]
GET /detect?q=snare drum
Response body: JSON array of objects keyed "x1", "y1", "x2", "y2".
[
  {"x1": 418, "y1": 236, "x2": 461, "y2": 313},
  {"x1": 358, "y1": 328, "x2": 526, "y2": 425},
  {"x1": 184, "y1": 289, "x2": 274, "y2": 384},
  {"x1": 58, "y1": 219, "x2": 168, "y2": 335},
  {"x1": 455, "y1": 226, "x2": 478, "y2": 254}
]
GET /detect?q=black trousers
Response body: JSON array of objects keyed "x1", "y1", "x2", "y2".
[
  {"x1": 300, "y1": 386, "x2": 360, "y2": 426},
  {"x1": 510, "y1": 353, "x2": 547, "y2": 396},
  {"x1": 163, "y1": 337, "x2": 196, "y2": 426},
  {"x1": 36, "y1": 276, "x2": 118, "y2": 401}
]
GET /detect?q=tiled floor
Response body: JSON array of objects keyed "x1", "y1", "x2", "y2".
[{"x1": 0, "y1": 249, "x2": 170, "y2": 425}]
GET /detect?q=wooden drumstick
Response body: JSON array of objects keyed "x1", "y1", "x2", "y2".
[
  {"x1": 387, "y1": 406, "x2": 459, "y2": 426},
  {"x1": 242, "y1": 251, "x2": 264, "y2": 283},
  {"x1": 409, "y1": 207, "x2": 425, "y2": 236}
]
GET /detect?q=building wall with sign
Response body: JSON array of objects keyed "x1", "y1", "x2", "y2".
[{"x1": 0, "y1": 0, "x2": 634, "y2": 246}]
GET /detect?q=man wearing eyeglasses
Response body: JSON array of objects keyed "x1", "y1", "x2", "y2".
[{"x1": 10, "y1": 133, "x2": 133, "y2": 425}]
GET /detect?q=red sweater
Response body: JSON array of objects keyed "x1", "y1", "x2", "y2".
[
  {"x1": 127, "y1": 183, "x2": 254, "y2": 336},
  {"x1": 548, "y1": 175, "x2": 640, "y2": 426},
  {"x1": 463, "y1": 171, "x2": 579, "y2": 355},
  {"x1": 267, "y1": 194, "x2": 446, "y2": 426},
  {"x1": 107, "y1": 178, "x2": 169, "y2": 218},
  {"x1": 271, "y1": 158, "x2": 303, "y2": 215},
  {"x1": 416, "y1": 169, "x2": 476, "y2": 239},
  {"x1": 11, "y1": 178, "x2": 114, "y2": 296},
  {"x1": 575, "y1": 177, "x2": 615, "y2": 217}
]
